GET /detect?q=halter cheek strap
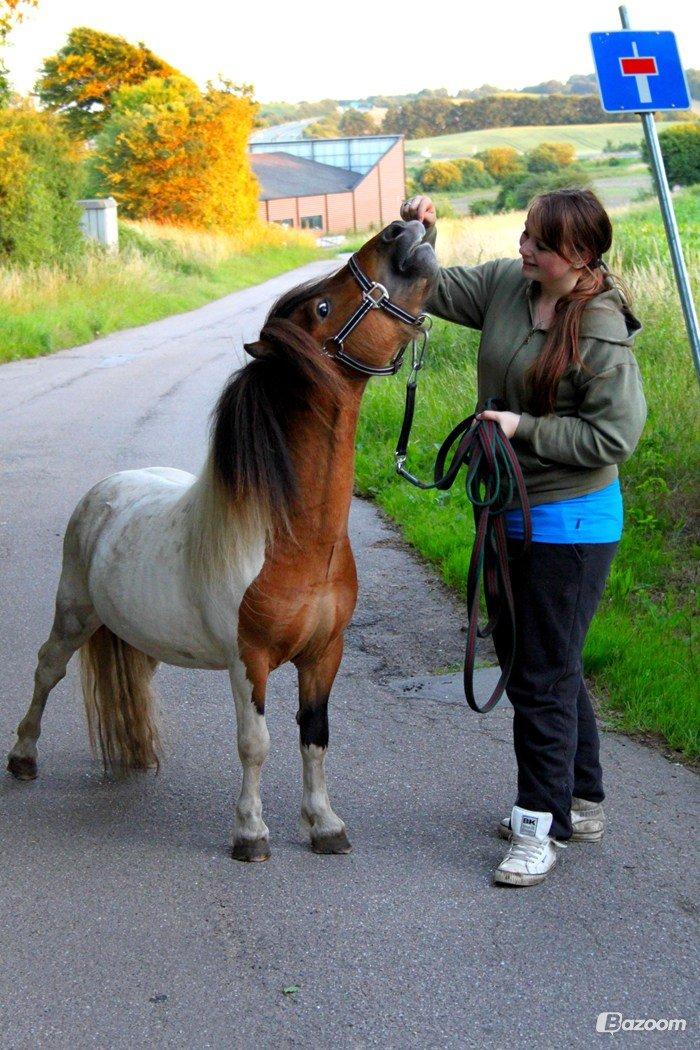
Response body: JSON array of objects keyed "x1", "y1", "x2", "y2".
[{"x1": 322, "y1": 255, "x2": 428, "y2": 377}]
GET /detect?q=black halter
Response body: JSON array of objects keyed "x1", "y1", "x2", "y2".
[{"x1": 322, "y1": 255, "x2": 429, "y2": 377}]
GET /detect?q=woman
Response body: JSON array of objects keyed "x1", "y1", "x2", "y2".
[{"x1": 400, "y1": 188, "x2": 646, "y2": 887}]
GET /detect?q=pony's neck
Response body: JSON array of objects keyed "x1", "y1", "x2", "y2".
[{"x1": 283, "y1": 380, "x2": 366, "y2": 546}]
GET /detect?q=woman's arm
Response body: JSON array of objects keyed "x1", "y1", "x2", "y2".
[
  {"x1": 401, "y1": 195, "x2": 499, "y2": 330},
  {"x1": 513, "y1": 355, "x2": 647, "y2": 468}
]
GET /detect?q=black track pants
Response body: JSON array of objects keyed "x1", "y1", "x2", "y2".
[{"x1": 490, "y1": 539, "x2": 618, "y2": 840}]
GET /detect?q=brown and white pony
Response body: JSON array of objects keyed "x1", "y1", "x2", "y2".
[{"x1": 7, "y1": 220, "x2": 437, "y2": 861}]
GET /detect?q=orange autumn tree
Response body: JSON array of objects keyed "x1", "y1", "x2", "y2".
[
  {"x1": 35, "y1": 26, "x2": 179, "y2": 140},
  {"x1": 87, "y1": 75, "x2": 260, "y2": 234}
]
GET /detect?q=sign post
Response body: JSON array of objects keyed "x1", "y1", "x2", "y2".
[{"x1": 590, "y1": 6, "x2": 699, "y2": 383}]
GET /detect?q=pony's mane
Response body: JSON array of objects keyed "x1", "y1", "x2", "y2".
[{"x1": 209, "y1": 275, "x2": 348, "y2": 539}]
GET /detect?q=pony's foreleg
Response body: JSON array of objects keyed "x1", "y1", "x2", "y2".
[
  {"x1": 8, "y1": 573, "x2": 100, "y2": 780},
  {"x1": 296, "y1": 636, "x2": 351, "y2": 855},
  {"x1": 229, "y1": 660, "x2": 271, "y2": 862}
]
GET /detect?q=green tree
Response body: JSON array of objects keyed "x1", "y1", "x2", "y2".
[
  {"x1": 453, "y1": 158, "x2": 494, "y2": 189},
  {"x1": 496, "y1": 167, "x2": 590, "y2": 211},
  {"x1": 338, "y1": 108, "x2": 375, "y2": 135},
  {"x1": 642, "y1": 123, "x2": 700, "y2": 186},
  {"x1": 527, "y1": 141, "x2": 577, "y2": 172},
  {"x1": 35, "y1": 26, "x2": 180, "y2": 140},
  {"x1": 0, "y1": 98, "x2": 84, "y2": 265}
]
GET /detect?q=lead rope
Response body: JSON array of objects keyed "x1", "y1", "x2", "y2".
[{"x1": 395, "y1": 338, "x2": 531, "y2": 713}]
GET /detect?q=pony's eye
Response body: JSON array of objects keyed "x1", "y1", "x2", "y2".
[{"x1": 316, "y1": 300, "x2": 330, "y2": 319}]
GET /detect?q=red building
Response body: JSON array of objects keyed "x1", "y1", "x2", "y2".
[{"x1": 249, "y1": 135, "x2": 406, "y2": 235}]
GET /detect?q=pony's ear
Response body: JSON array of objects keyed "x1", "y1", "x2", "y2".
[{"x1": 243, "y1": 340, "x2": 267, "y2": 359}]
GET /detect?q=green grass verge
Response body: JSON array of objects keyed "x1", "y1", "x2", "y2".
[
  {"x1": 0, "y1": 223, "x2": 324, "y2": 364},
  {"x1": 355, "y1": 188, "x2": 699, "y2": 758}
]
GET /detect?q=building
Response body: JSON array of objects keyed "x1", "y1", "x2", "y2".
[{"x1": 249, "y1": 135, "x2": 405, "y2": 235}]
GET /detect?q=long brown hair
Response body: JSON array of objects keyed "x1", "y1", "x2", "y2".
[{"x1": 525, "y1": 188, "x2": 623, "y2": 414}]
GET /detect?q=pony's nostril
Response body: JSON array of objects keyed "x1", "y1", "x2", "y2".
[{"x1": 380, "y1": 221, "x2": 406, "y2": 244}]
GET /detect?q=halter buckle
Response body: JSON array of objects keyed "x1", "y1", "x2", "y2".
[{"x1": 363, "y1": 282, "x2": 389, "y2": 308}]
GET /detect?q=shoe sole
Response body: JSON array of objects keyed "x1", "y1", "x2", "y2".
[
  {"x1": 493, "y1": 854, "x2": 557, "y2": 887},
  {"x1": 498, "y1": 824, "x2": 603, "y2": 843}
]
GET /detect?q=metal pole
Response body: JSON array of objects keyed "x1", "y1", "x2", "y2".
[{"x1": 618, "y1": 5, "x2": 700, "y2": 383}]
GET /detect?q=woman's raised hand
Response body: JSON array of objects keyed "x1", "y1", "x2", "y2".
[{"x1": 400, "y1": 195, "x2": 437, "y2": 229}]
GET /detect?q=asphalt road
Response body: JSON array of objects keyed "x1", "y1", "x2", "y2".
[{"x1": 1, "y1": 262, "x2": 697, "y2": 1048}]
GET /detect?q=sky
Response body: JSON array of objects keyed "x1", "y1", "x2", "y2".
[{"x1": 3, "y1": 0, "x2": 699, "y2": 103}]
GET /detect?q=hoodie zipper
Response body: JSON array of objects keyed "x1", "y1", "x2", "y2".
[{"x1": 502, "y1": 325, "x2": 539, "y2": 399}]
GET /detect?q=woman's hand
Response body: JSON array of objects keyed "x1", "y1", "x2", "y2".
[
  {"x1": 400, "y1": 195, "x2": 437, "y2": 229},
  {"x1": 477, "y1": 409, "x2": 522, "y2": 439}
]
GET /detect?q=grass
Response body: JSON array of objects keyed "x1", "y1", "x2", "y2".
[
  {"x1": 404, "y1": 121, "x2": 690, "y2": 168},
  {"x1": 0, "y1": 220, "x2": 323, "y2": 363},
  {"x1": 355, "y1": 187, "x2": 700, "y2": 758}
]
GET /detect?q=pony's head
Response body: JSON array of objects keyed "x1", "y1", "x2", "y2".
[
  {"x1": 210, "y1": 221, "x2": 437, "y2": 540},
  {"x1": 248, "y1": 219, "x2": 438, "y2": 376}
]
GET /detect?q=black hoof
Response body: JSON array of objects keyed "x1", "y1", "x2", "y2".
[
  {"x1": 311, "y1": 829, "x2": 353, "y2": 855},
  {"x1": 7, "y1": 754, "x2": 37, "y2": 781},
  {"x1": 231, "y1": 837, "x2": 271, "y2": 863}
]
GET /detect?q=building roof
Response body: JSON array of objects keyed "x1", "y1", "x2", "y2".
[{"x1": 250, "y1": 152, "x2": 364, "y2": 200}]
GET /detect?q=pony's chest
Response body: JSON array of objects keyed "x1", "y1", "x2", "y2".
[{"x1": 239, "y1": 538, "x2": 358, "y2": 663}]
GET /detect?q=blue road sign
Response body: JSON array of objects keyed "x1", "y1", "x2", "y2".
[{"x1": 590, "y1": 30, "x2": 691, "y2": 113}]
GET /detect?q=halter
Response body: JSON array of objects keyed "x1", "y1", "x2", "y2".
[{"x1": 322, "y1": 255, "x2": 429, "y2": 377}]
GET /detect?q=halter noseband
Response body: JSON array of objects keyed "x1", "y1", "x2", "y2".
[{"x1": 322, "y1": 255, "x2": 428, "y2": 377}]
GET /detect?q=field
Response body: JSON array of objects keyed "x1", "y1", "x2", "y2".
[
  {"x1": 354, "y1": 187, "x2": 700, "y2": 758},
  {"x1": 0, "y1": 221, "x2": 321, "y2": 364},
  {"x1": 404, "y1": 121, "x2": 670, "y2": 167}
]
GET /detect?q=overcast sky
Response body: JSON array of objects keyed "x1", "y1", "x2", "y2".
[{"x1": 3, "y1": 0, "x2": 699, "y2": 103}]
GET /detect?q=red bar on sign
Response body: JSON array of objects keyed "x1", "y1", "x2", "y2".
[{"x1": 620, "y1": 57, "x2": 657, "y2": 75}]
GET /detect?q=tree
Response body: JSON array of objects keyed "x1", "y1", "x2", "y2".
[
  {"x1": 87, "y1": 75, "x2": 259, "y2": 233},
  {"x1": 527, "y1": 142, "x2": 576, "y2": 172},
  {"x1": 416, "y1": 161, "x2": 463, "y2": 192},
  {"x1": 338, "y1": 108, "x2": 375, "y2": 136},
  {"x1": 304, "y1": 113, "x2": 340, "y2": 138},
  {"x1": 0, "y1": 98, "x2": 84, "y2": 265},
  {"x1": 642, "y1": 123, "x2": 700, "y2": 186},
  {"x1": 35, "y1": 26, "x2": 180, "y2": 140},
  {"x1": 0, "y1": 0, "x2": 37, "y2": 40},
  {"x1": 453, "y1": 158, "x2": 494, "y2": 189},
  {"x1": 475, "y1": 146, "x2": 524, "y2": 180},
  {"x1": 496, "y1": 167, "x2": 590, "y2": 211}
]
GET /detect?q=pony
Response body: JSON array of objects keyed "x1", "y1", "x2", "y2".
[{"x1": 7, "y1": 219, "x2": 437, "y2": 861}]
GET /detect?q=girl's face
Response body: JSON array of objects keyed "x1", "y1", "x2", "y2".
[{"x1": 518, "y1": 218, "x2": 582, "y2": 286}]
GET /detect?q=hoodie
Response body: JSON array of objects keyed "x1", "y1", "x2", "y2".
[{"x1": 423, "y1": 228, "x2": 647, "y2": 506}]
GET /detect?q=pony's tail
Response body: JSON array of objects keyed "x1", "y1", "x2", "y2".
[{"x1": 79, "y1": 626, "x2": 161, "y2": 774}]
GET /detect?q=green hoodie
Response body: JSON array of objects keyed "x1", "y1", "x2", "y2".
[{"x1": 424, "y1": 225, "x2": 647, "y2": 506}]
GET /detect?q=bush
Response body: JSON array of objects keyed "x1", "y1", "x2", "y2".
[
  {"x1": 642, "y1": 123, "x2": 700, "y2": 186},
  {"x1": 526, "y1": 141, "x2": 576, "y2": 172},
  {"x1": 417, "y1": 160, "x2": 463, "y2": 192},
  {"x1": 496, "y1": 167, "x2": 590, "y2": 211},
  {"x1": 453, "y1": 158, "x2": 494, "y2": 189},
  {"x1": 469, "y1": 198, "x2": 498, "y2": 216},
  {"x1": 474, "y1": 146, "x2": 524, "y2": 180},
  {"x1": 0, "y1": 99, "x2": 84, "y2": 266}
]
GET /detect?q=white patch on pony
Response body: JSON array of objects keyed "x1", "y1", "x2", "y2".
[
  {"x1": 229, "y1": 664, "x2": 270, "y2": 844},
  {"x1": 299, "y1": 744, "x2": 346, "y2": 839},
  {"x1": 71, "y1": 463, "x2": 266, "y2": 671}
]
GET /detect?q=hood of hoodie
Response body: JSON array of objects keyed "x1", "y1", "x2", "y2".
[{"x1": 526, "y1": 268, "x2": 642, "y2": 345}]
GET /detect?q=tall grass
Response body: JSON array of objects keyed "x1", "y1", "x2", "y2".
[
  {"x1": 0, "y1": 220, "x2": 321, "y2": 363},
  {"x1": 356, "y1": 187, "x2": 699, "y2": 757}
]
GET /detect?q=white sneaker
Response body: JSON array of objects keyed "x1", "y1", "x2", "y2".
[
  {"x1": 498, "y1": 796, "x2": 605, "y2": 843},
  {"x1": 493, "y1": 806, "x2": 565, "y2": 887}
]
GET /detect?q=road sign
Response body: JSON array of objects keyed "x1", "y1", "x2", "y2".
[{"x1": 590, "y1": 30, "x2": 691, "y2": 112}]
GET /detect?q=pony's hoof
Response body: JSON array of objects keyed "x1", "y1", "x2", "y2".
[
  {"x1": 311, "y1": 829, "x2": 353, "y2": 855},
  {"x1": 7, "y1": 754, "x2": 38, "y2": 781},
  {"x1": 231, "y1": 836, "x2": 271, "y2": 863}
]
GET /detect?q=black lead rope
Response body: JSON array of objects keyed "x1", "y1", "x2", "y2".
[{"x1": 395, "y1": 351, "x2": 532, "y2": 713}]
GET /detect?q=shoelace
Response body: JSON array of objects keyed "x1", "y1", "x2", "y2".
[{"x1": 505, "y1": 834, "x2": 567, "y2": 867}]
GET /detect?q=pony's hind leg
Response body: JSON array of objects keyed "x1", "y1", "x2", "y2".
[
  {"x1": 229, "y1": 659, "x2": 271, "y2": 862},
  {"x1": 8, "y1": 547, "x2": 100, "y2": 780},
  {"x1": 295, "y1": 637, "x2": 351, "y2": 855}
]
